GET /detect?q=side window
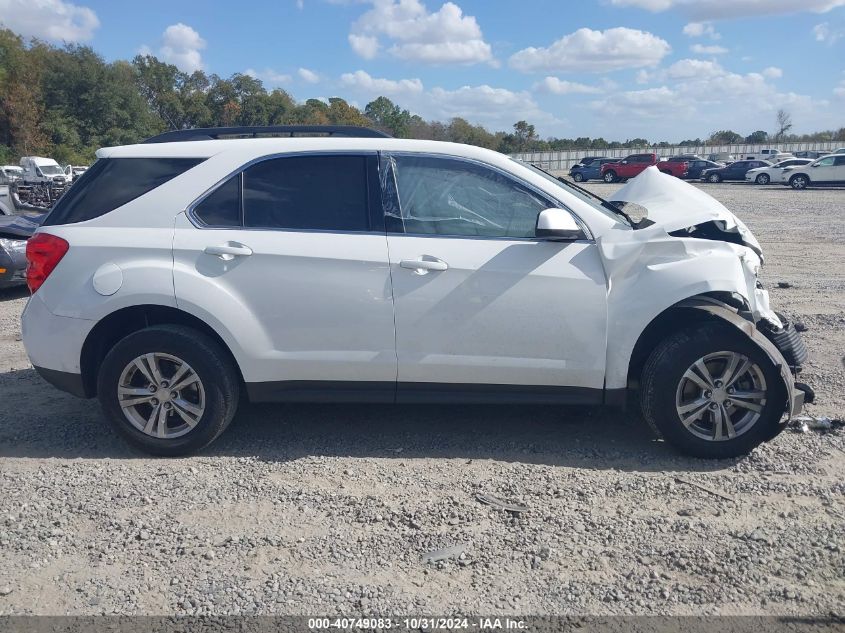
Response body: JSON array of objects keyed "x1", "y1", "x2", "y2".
[
  {"x1": 243, "y1": 155, "x2": 369, "y2": 231},
  {"x1": 834, "y1": 156, "x2": 845, "y2": 166},
  {"x1": 390, "y1": 155, "x2": 550, "y2": 239},
  {"x1": 194, "y1": 175, "x2": 241, "y2": 227},
  {"x1": 816, "y1": 157, "x2": 835, "y2": 167}
]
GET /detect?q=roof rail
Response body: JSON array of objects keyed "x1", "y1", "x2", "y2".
[{"x1": 143, "y1": 125, "x2": 391, "y2": 144}]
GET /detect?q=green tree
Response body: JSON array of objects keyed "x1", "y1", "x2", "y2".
[
  {"x1": 745, "y1": 130, "x2": 768, "y2": 144},
  {"x1": 709, "y1": 130, "x2": 743, "y2": 144}
]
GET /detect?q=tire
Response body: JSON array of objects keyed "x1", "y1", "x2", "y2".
[
  {"x1": 708, "y1": 173, "x2": 722, "y2": 183},
  {"x1": 603, "y1": 170, "x2": 617, "y2": 183},
  {"x1": 640, "y1": 322, "x2": 786, "y2": 459},
  {"x1": 573, "y1": 172, "x2": 585, "y2": 182},
  {"x1": 755, "y1": 173, "x2": 770, "y2": 185},
  {"x1": 97, "y1": 324, "x2": 240, "y2": 456},
  {"x1": 789, "y1": 174, "x2": 809, "y2": 190}
]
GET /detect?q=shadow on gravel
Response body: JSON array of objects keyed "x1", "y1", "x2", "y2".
[
  {"x1": 0, "y1": 367, "x2": 739, "y2": 473},
  {"x1": 0, "y1": 286, "x2": 28, "y2": 301}
]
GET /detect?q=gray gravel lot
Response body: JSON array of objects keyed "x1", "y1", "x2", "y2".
[{"x1": 0, "y1": 182, "x2": 843, "y2": 616}]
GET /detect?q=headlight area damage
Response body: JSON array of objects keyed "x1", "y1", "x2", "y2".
[{"x1": 599, "y1": 167, "x2": 809, "y2": 421}]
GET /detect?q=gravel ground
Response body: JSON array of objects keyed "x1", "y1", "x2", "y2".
[{"x1": 0, "y1": 182, "x2": 843, "y2": 616}]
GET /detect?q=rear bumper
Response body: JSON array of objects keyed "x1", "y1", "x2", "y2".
[{"x1": 22, "y1": 292, "x2": 95, "y2": 379}]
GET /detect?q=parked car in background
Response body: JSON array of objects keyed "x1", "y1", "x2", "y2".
[
  {"x1": 569, "y1": 157, "x2": 617, "y2": 182},
  {"x1": 600, "y1": 153, "x2": 687, "y2": 182},
  {"x1": 833, "y1": 148, "x2": 845, "y2": 154},
  {"x1": 20, "y1": 126, "x2": 807, "y2": 458},
  {"x1": 701, "y1": 160, "x2": 771, "y2": 183},
  {"x1": 19, "y1": 157, "x2": 71, "y2": 185},
  {"x1": 781, "y1": 154, "x2": 845, "y2": 189},
  {"x1": 707, "y1": 152, "x2": 736, "y2": 164},
  {"x1": 0, "y1": 212, "x2": 45, "y2": 288},
  {"x1": 745, "y1": 158, "x2": 813, "y2": 184},
  {"x1": 684, "y1": 159, "x2": 724, "y2": 180},
  {"x1": 793, "y1": 150, "x2": 824, "y2": 159},
  {"x1": 0, "y1": 166, "x2": 24, "y2": 185},
  {"x1": 64, "y1": 165, "x2": 88, "y2": 181},
  {"x1": 575, "y1": 156, "x2": 608, "y2": 168}
]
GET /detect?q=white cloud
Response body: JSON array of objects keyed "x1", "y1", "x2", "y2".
[
  {"x1": 682, "y1": 21, "x2": 720, "y2": 38},
  {"x1": 534, "y1": 77, "x2": 604, "y2": 95},
  {"x1": 244, "y1": 68, "x2": 292, "y2": 87},
  {"x1": 509, "y1": 27, "x2": 670, "y2": 73},
  {"x1": 298, "y1": 67, "x2": 320, "y2": 83},
  {"x1": 835, "y1": 79, "x2": 845, "y2": 98},
  {"x1": 813, "y1": 22, "x2": 845, "y2": 44},
  {"x1": 158, "y1": 23, "x2": 206, "y2": 73},
  {"x1": 762, "y1": 66, "x2": 783, "y2": 79},
  {"x1": 0, "y1": 0, "x2": 99, "y2": 41},
  {"x1": 340, "y1": 70, "x2": 424, "y2": 96},
  {"x1": 349, "y1": 0, "x2": 493, "y2": 65},
  {"x1": 610, "y1": 0, "x2": 845, "y2": 19},
  {"x1": 690, "y1": 43, "x2": 728, "y2": 54}
]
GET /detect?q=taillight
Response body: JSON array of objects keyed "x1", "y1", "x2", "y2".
[{"x1": 26, "y1": 233, "x2": 69, "y2": 293}]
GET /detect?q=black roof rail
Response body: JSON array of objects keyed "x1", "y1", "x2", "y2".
[{"x1": 143, "y1": 125, "x2": 391, "y2": 144}]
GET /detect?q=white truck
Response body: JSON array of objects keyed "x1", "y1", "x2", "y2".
[{"x1": 19, "y1": 156, "x2": 71, "y2": 185}]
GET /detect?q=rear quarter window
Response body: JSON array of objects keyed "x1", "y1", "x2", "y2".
[{"x1": 43, "y1": 157, "x2": 204, "y2": 226}]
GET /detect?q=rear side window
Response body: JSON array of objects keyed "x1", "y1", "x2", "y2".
[
  {"x1": 242, "y1": 155, "x2": 369, "y2": 231},
  {"x1": 194, "y1": 175, "x2": 241, "y2": 227},
  {"x1": 43, "y1": 158, "x2": 204, "y2": 226}
]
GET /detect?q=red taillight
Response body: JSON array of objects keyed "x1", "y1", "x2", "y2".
[{"x1": 26, "y1": 233, "x2": 69, "y2": 293}]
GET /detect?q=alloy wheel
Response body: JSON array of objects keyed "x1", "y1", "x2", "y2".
[
  {"x1": 675, "y1": 351, "x2": 767, "y2": 442},
  {"x1": 117, "y1": 352, "x2": 206, "y2": 439}
]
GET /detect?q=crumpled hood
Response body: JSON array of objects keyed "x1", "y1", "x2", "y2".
[{"x1": 609, "y1": 166, "x2": 762, "y2": 255}]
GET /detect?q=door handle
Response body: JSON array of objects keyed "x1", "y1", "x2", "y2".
[
  {"x1": 400, "y1": 257, "x2": 448, "y2": 274},
  {"x1": 203, "y1": 243, "x2": 253, "y2": 260}
]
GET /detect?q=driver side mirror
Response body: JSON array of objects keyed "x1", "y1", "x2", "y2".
[{"x1": 536, "y1": 208, "x2": 585, "y2": 241}]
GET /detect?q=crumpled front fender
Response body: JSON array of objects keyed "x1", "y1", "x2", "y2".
[{"x1": 675, "y1": 297, "x2": 803, "y2": 421}]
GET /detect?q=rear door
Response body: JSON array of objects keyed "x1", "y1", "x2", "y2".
[
  {"x1": 381, "y1": 153, "x2": 608, "y2": 402},
  {"x1": 833, "y1": 156, "x2": 845, "y2": 182},
  {"x1": 172, "y1": 153, "x2": 396, "y2": 400}
]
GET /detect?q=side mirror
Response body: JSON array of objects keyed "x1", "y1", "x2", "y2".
[{"x1": 536, "y1": 208, "x2": 584, "y2": 241}]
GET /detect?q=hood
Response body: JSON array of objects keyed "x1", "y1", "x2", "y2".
[
  {"x1": 609, "y1": 166, "x2": 762, "y2": 255},
  {"x1": 0, "y1": 212, "x2": 46, "y2": 239}
]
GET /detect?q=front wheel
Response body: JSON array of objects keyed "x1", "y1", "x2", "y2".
[
  {"x1": 640, "y1": 323, "x2": 786, "y2": 458},
  {"x1": 573, "y1": 172, "x2": 585, "y2": 182},
  {"x1": 789, "y1": 174, "x2": 809, "y2": 190},
  {"x1": 708, "y1": 173, "x2": 722, "y2": 183},
  {"x1": 756, "y1": 173, "x2": 770, "y2": 185},
  {"x1": 97, "y1": 324, "x2": 240, "y2": 456},
  {"x1": 603, "y1": 170, "x2": 617, "y2": 183}
]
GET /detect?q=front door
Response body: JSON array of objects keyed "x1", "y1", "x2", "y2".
[
  {"x1": 172, "y1": 153, "x2": 396, "y2": 400},
  {"x1": 381, "y1": 154, "x2": 608, "y2": 403}
]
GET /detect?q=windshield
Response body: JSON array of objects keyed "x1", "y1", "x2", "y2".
[
  {"x1": 39, "y1": 165, "x2": 63, "y2": 175},
  {"x1": 515, "y1": 160, "x2": 632, "y2": 226}
]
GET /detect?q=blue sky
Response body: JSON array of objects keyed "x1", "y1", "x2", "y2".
[{"x1": 2, "y1": 0, "x2": 844, "y2": 141}]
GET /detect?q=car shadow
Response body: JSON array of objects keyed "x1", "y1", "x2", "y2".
[
  {"x1": 0, "y1": 286, "x2": 28, "y2": 301},
  {"x1": 0, "y1": 367, "x2": 739, "y2": 473}
]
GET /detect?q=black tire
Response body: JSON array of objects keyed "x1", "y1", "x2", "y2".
[
  {"x1": 640, "y1": 323, "x2": 786, "y2": 459},
  {"x1": 708, "y1": 173, "x2": 721, "y2": 183},
  {"x1": 603, "y1": 170, "x2": 617, "y2": 183},
  {"x1": 573, "y1": 172, "x2": 585, "y2": 182},
  {"x1": 97, "y1": 324, "x2": 240, "y2": 456},
  {"x1": 756, "y1": 173, "x2": 770, "y2": 185},
  {"x1": 789, "y1": 174, "x2": 809, "y2": 190}
]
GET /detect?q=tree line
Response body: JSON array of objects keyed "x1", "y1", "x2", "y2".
[{"x1": 1, "y1": 29, "x2": 843, "y2": 166}]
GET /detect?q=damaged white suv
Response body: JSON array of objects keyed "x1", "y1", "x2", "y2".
[{"x1": 22, "y1": 126, "x2": 809, "y2": 458}]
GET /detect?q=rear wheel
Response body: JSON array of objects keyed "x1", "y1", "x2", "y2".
[
  {"x1": 789, "y1": 174, "x2": 809, "y2": 190},
  {"x1": 708, "y1": 173, "x2": 722, "y2": 183},
  {"x1": 641, "y1": 323, "x2": 786, "y2": 458},
  {"x1": 573, "y1": 172, "x2": 585, "y2": 182},
  {"x1": 603, "y1": 170, "x2": 617, "y2": 183},
  {"x1": 755, "y1": 173, "x2": 770, "y2": 185},
  {"x1": 97, "y1": 325, "x2": 240, "y2": 456}
]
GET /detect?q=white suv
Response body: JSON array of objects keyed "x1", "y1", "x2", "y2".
[{"x1": 22, "y1": 126, "x2": 809, "y2": 458}]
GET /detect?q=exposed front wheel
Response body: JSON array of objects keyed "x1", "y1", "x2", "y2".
[
  {"x1": 573, "y1": 172, "x2": 585, "y2": 182},
  {"x1": 756, "y1": 173, "x2": 770, "y2": 185},
  {"x1": 97, "y1": 325, "x2": 240, "y2": 456},
  {"x1": 789, "y1": 175, "x2": 809, "y2": 190},
  {"x1": 640, "y1": 323, "x2": 786, "y2": 458},
  {"x1": 708, "y1": 173, "x2": 721, "y2": 183},
  {"x1": 603, "y1": 170, "x2": 617, "y2": 183}
]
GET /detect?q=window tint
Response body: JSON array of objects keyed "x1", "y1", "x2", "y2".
[
  {"x1": 391, "y1": 156, "x2": 549, "y2": 238},
  {"x1": 194, "y1": 175, "x2": 241, "y2": 227},
  {"x1": 242, "y1": 155, "x2": 369, "y2": 231},
  {"x1": 816, "y1": 157, "x2": 835, "y2": 166},
  {"x1": 44, "y1": 157, "x2": 204, "y2": 226},
  {"x1": 834, "y1": 156, "x2": 845, "y2": 166}
]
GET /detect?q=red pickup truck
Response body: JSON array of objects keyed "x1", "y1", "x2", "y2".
[{"x1": 600, "y1": 153, "x2": 688, "y2": 182}]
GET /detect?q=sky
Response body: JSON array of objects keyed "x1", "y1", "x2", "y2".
[{"x1": 1, "y1": 0, "x2": 844, "y2": 141}]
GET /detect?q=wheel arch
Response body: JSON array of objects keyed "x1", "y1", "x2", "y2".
[{"x1": 79, "y1": 304, "x2": 244, "y2": 398}]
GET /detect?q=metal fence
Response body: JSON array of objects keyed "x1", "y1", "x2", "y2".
[{"x1": 510, "y1": 141, "x2": 843, "y2": 173}]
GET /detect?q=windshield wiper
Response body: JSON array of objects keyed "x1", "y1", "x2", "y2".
[{"x1": 529, "y1": 163, "x2": 634, "y2": 226}]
